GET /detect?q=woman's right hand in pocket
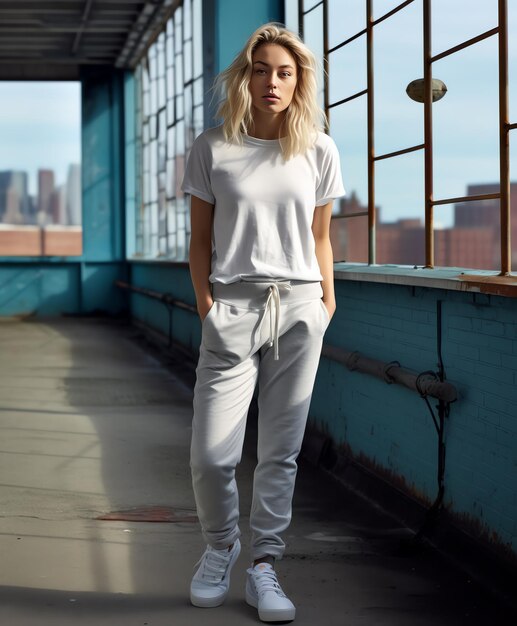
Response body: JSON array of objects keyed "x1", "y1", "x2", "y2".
[{"x1": 198, "y1": 299, "x2": 214, "y2": 322}]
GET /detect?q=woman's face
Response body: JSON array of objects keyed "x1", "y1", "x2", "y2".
[{"x1": 249, "y1": 43, "x2": 298, "y2": 116}]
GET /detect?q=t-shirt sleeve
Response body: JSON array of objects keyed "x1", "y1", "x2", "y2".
[
  {"x1": 181, "y1": 133, "x2": 215, "y2": 204},
  {"x1": 315, "y1": 136, "x2": 346, "y2": 206}
]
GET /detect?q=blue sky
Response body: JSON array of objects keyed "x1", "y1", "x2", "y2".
[
  {"x1": 286, "y1": 0, "x2": 517, "y2": 227},
  {"x1": 0, "y1": 82, "x2": 81, "y2": 195},
  {"x1": 0, "y1": 1, "x2": 516, "y2": 227}
]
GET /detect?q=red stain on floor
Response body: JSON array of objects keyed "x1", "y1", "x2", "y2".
[{"x1": 97, "y1": 506, "x2": 198, "y2": 523}]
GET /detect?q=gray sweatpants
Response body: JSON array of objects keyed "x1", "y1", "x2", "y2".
[{"x1": 190, "y1": 280, "x2": 330, "y2": 561}]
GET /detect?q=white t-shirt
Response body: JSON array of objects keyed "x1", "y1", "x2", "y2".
[{"x1": 181, "y1": 125, "x2": 345, "y2": 284}]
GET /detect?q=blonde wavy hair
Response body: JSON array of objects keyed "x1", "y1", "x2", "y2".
[{"x1": 215, "y1": 22, "x2": 326, "y2": 160}]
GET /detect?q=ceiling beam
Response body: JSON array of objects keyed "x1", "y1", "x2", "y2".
[
  {"x1": 72, "y1": 0, "x2": 93, "y2": 53},
  {"x1": 0, "y1": 26, "x2": 133, "y2": 33}
]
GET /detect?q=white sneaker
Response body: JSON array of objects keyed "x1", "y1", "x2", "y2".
[
  {"x1": 246, "y1": 562, "x2": 296, "y2": 622},
  {"x1": 190, "y1": 539, "x2": 241, "y2": 608}
]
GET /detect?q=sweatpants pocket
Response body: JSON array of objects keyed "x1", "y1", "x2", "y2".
[
  {"x1": 201, "y1": 301, "x2": 260, "y2": 361},
  {"x1": 318, "y1": 298, "x2": 331, "y2": 328}
]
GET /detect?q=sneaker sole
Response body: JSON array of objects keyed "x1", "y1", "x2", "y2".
[
  {"x1": 190, "y1": 540, "x2": 241, "y2": 608},
  {"x1": 190, "y1": 592, "x2": 227, "y2": 608},
  {"x1": 245, "y1": 588, "x2": 296, "y2": 622}
]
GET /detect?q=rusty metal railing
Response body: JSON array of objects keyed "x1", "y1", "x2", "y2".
[{"x1": 300, "y1": 0, "x2": 514, "y2": 276}]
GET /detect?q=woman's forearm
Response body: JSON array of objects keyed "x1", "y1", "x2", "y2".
[
  {"x1": 312, "y1": 201, "x2": 336, "y2": 314},
  {"x1": 189, "y1": 240, "x2": 213, "y2": 315},
  {"x1": 189, "y1": 196, "x2": 215, "y2": 319},
  {"x1": 314, "y1": 236, "x2": 336, "y2": 312}
]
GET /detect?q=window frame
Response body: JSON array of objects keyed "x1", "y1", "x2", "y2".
[
  {"x1": 134, "y1": 0, "x2": 203, "y2": 261},
  {"x1": 296, "y1": 0, "x2": 514, "y2": 275}
]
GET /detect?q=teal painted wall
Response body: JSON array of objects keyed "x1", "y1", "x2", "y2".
[
  {"x1": 129, "y1": 262, "x2": 201, "y2": 354},
  {"x1": 312, "y1": 277, "x2": 517, "y2": 559},
  {"x1": 124, "y1": 71, "x2": 137, "y2": 261},
  {"x1": 0, "y1": 261, "x2": 126, "y2": 316},
  {"x1": 215, "y1": 0, "x2": 284, "y2": 71},
  {"x1": 203, "y1": 0, "x2": 283, "y2": 123},
  {"x1": 82, "y1": 68, "x2": 125, "y2": 263}
]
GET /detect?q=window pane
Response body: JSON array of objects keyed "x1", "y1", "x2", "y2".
[
  {"x1": 184, "y1": 41, "x2": 193, "y2": 85},
  {"x1": 329, "y1": 35, "x2": 366, "y2": 105},
  {"x1": 175, "y1": 51, "x2": 184, "y2": 102},
  {"x1": 184, "y1": 0, "x2": 192, "y2": 40},
  {"x1": 176, "y1": 93, "x2": 184, "y2": 121},
  {"x1": 158, "y1": 109, "x2": 166, "y2": 172},
  {"x1": 175, "y1": 8, "x2": 183, "y2": 54},
  {"x1": 374, "y1": 0, "x2": 423, "y2": 155},
  {"x1": 329, "y1": 97, "x2": 368, "y2": 215},
  {"x1": 166, "y1": 19, "x2": 174, "y2": 66},
  {"x1": 303, "y1": 3, "x2": 324, "y2": 107},
  {"x1": 435, "y1": 200, "x2": 500, "y2": 270},
  {"x1": 150, "y1": 139, "x2": 158, "y2": 202},
  {"x1": 329, "y1": 92, "x2": 368, "y2": 263},
  {"x1": 303, "y1": 0, "x2": 322, "y2": 11},
  {"x1": 193, "y1": 104, "x2": 204, "y2": 140},
  {"x1": 193, "y1": 76, "x2": 203, "y2": 107},
  {"x1": 433, "y1": 35, "x2": 499, "y2": 216},
  {"x1": 432, "y1": 0, "x2": 498, "y2": 57},
  {"x1": 331, "y1": 216, "x2": 369, "y2": 263},
  {"x1": 193, "y1": 0, "x2": 203, "y2": 77},
  {"x1": 184, "y1": 83, "x2": 193, "y2": 147},
  {"x1": 167, "y1": 66, "x2": 175, "y2": 125},
  {"x1": 166, "y1": 157, "x2": 175, "y2": 199},
  {"x1": 284, "y1": 0, "x2": 299, "y2": 33},
  {"x1": 375, "y1": 150, "x2": 425, "y2": 265},
  {"x1": 372, "y1": 0, "x2": 409, "y2": 21},
  {"x1": 328, "y1": 0, "x2": 365, "y2": 49}
]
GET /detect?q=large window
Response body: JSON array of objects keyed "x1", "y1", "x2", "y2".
[
  {"x1": 0, "y1": 82, "x2": 82, "y2": 257},
  {"x1": 134, "y1": 0, "x2": 203, "y2": 260},
  {"x1": 287, "y1": 0, "x2": 517, "y2": 273}
]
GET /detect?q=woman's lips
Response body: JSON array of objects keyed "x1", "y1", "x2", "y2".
[{"x1": 263, "y1": 95, "x2": 280, "y2": 102}]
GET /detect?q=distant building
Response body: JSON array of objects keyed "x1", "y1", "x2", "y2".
[
  {"x1": 331, "y1": 182, "x2": 517, "y2": 270},
  {"x1": 66, "y1": 164, "x2": 81, "y2": 225},
  {"x1": 3, "y1": 187, "x2": 24, "y2": 224},
  {"x1": 50, "y1": 185, "x2": 67, "y2": 225},
  {"x1": 0, "y1": 170, "x2": 30, "y2": 223},
  {"x1": 37, "y1": 169, "x2": 55, "y2": 224}
]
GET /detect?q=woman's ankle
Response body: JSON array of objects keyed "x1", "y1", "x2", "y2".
[{"x1": 253, "y1": 555, "x2": 275, "y2": 568}]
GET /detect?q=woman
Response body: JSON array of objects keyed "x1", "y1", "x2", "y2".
[{"x1": 181, "y1": 22, "x2": 345, "y2": 623}]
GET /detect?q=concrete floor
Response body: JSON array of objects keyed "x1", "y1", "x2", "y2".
[{"x1": 0, "y1": 316, "x2": 515, "y2": 626}]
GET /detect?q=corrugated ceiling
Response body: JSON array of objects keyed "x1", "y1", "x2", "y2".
[{"x1": 0, "y1": 0, "x2": 176, "y2": 79}]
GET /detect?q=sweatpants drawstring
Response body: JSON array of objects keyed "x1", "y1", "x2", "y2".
[{"x1": 263, "y1": 283, "x2": 292, "y2": 360}]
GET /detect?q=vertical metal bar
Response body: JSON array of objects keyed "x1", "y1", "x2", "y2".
[
  {"x1": 299, "y1": 0, "x2": 304, "y2": 39},
  {"x1": 498, "y1": 0, "x2": 511, "y2": 275},
  {"x1": 323, "y1": 0, "x2": 329, "y2": 126},
  {"x1": 423, "y1": 0, "x2": 434, "y2": 268},
  {"x1": 366, "y1": 0, "x2": 376, "y2": 264}
]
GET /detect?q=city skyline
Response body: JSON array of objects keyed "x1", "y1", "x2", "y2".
[
  {"x1": 331, "y1": 181, "x2": 517, "y2": 270},
  {"x1": 0, "y1": 163, "x2": 81, "y2": 227}
]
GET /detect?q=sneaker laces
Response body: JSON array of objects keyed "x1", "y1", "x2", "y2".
[
  {"x1": 248, "y1": 565, "x2": 287, "y2": 598},
  {"x1": 194, "y1": 547, "x2": 233, "y2": 585}
]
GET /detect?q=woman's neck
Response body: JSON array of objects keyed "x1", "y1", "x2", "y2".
[{"x1": 248, "y1": 109, "x2": 286, "y2": 140}]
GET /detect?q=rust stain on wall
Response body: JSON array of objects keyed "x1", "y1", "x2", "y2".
[
  {"x1": 457, "y1": 273, "x2": 517, "y2": 297},
  {"x1": 331, "y1": 440, "x2": 517, "y2": 568}
]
